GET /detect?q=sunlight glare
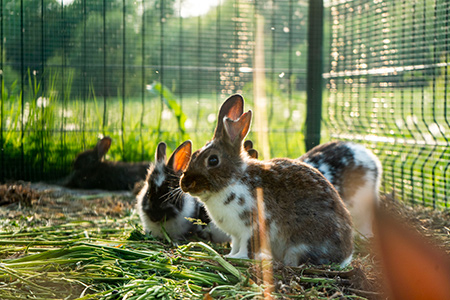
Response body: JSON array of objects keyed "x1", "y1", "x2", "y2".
[
  {"x1": 176, "y1": 0, "x2": 220, "y2": 18},
  {"x1": 56, "y1": 0, "x2": 75, "y2": 6}
]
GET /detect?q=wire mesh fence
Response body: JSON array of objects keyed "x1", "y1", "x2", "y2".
[
  {"x1": 0, "y1": 0, "x2": 307, "y2": 182},
  {"x1": 1, "y1": 0, "x2": 449, "y2": 209},
  {"x1": 324, "y1": 0, "x2": 450, "y2": 208}
]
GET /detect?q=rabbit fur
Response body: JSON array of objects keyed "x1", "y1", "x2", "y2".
[
  {"x1": 180, "y1": 94, "x2": 353, "y2": 267},
  {"x1": 300, "y1": 141, "x2": 382, "y2": 237},
  {"x1": 136, "y1": 141, "x2": 229, "y2": 242},
  {"x1": 65, "y1": 136, "x2": 149, "y2": 191}
]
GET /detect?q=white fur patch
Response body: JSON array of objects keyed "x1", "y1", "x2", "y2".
[
  {"x1": 347, "y1": 143, "x2": 382, "y2": 174},
  {"x1": 340, "y1": 253, "x2": 353, "y2": 268},
  {"x1": 284, "y1": 244, "x2": 311, "y2": 266},
  {"x1": 154, "y1": 162, "x2": 166, "y2": 187},
  {"x1": 316, "y1": 162, "x2": 335, "y2": 188},
  {"x1": 199, "y1": 180, "x2": 255, "y2": 257}
]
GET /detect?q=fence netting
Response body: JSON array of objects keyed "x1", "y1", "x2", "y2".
[
  {"x1": 0, "y1": 0, "x2": 307, "y2": 182},
  {"x1": 324, "y1": 0, "x2": 450, "y2": 208},
  {"x1": 2, "y1": 0, "x2": 449, "y2": 209}
]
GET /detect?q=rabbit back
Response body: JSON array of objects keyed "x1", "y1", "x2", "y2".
[
  {"x1": 66, "y1": 161, "x2": 148, "y2": 191},
  {"x1": 300, "y1": 141, "x2": 382, "y2": 237},
  {"x1": 65, "y1": 136, "x2": 149, "y2": 191}
]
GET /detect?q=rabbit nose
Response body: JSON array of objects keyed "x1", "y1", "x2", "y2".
[
  {"x1": 149, "y1": 215, "x2": 162, "y2": 222},
  {"x1": 181, "y1": 178, "x2": 196, "y2": 192}
]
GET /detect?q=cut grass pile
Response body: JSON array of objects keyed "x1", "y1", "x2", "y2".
[
  {"x1": 0, "y1": 220, "x2": 252, "y2": 299},
  {"x1": 8, "y1": 184, "x2": 450, "y2": 299},
  {"x1": 0, "y1": 183, "x2": 379, "y2": 300},
  {"x1": 0, "y1": 219, "x2": 376, "y2": 299}
]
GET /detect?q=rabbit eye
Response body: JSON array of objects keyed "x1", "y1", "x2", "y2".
[{"x1": 207, "y1": 155, "x2": 219, "y2": 167}]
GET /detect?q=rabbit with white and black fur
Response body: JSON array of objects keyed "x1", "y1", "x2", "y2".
[
  {"x1": 136, "y1": 141, "x2": 229, "y2": 242},
  {"x1": 180, "y1": 95, "x2": 353, "y2": 267}
]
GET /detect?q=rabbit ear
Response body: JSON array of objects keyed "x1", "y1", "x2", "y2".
[
  {"x1": 214, "y1": 94, "x2": 244, "y2": 139},
  {"x1": 247, "y1": 149, "x2": 258, "y2": 159},
  {"x1": 167, "y1": 140, "x2": 192, "y2": 173},
  {"x1": 373, "y1": 208, "x2": 450, "y2": 300},
  {"x1": 224, "y1": 110, "x2": 252, "y2": 145},
  {"x1": 156, "y1": 142, "x2": 167, "y2": 163},
  {"x1": 244, "y1": 140, "x2": 254, "y2": 151},
  {"x1": 96, "y1": 136, "x2": 112, "y2": 159}
]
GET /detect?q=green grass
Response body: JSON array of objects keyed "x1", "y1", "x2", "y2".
[
  {"x1": 1, "y1": 75, "x2": 307, "y2": 182},
  {"x1": 0, "y1": 214, "x2": 369, "y2": 300},
  {"x1": 2, "y1": 71, "x2": 449, "y2": 209}
]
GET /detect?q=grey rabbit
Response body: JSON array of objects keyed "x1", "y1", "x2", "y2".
[
  {"x1": 136, "y1": 141, "x2": 229, "y2": 242},
  {"x1": 180, "y1": 94, "x2": 353, "y2": 267},
  {"x1": 65, "y1": 136, "x2": 149, "y2": 191}
]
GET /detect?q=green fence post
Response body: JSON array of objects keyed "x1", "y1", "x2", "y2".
[{"x1": 305, "y1": 0, "x2": 323, "y2": 151}]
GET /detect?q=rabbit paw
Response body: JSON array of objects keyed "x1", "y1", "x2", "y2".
[{"x1": 225, "y1": 252, "x2": 249, "y2": 259}]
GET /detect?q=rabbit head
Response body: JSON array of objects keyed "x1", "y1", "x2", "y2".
[
  {"x1": 73, "y1": 136, "x2": 111, "y2": 171},
  {"x1": 65, "y1": 136, "x2": 113, "y2": 189},
  {"x1": 180, "y1": 95, "x2": 252, "y2": 197},
  {"x1": 141, "y1": 141, "x2": 192, "y2": 223}
]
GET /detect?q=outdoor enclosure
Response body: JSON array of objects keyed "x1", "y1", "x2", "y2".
[
  {"x1": 325, "y1": 0, "x2": 450, "y2": 208},
  {"x1": 1, "y1": 0, "x2": 449, "y2": 209}
]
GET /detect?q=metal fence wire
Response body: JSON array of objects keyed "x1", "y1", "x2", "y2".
[
  {"x1": 0, "y1": 0, "x2": 307, "y2": 182},
  {"x1": 324, "y1": 0, "x2": 450, "y2": 208},
  {"x1": 1, "y1": 0, "x2": 449, "y2": 209}
]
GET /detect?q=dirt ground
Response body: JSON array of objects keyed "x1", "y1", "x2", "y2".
[
  {"x1": 1, "y1": 182, "x2": 450, "y2": 299},
  {"x1": 0, "y1": 182, "x2": 136, "y2": 227}
]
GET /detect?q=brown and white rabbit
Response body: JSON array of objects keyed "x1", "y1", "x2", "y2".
[
  {"x1": 299, "y1": 141, "x2": 382, "y2": 238},
  {"x1": 136, "y1": 141, "x2": 230, "y2": 242},
  {"x1": 65, "y1": 136, "x2": 149, "y2": 191},
  {"x1": 246, "y1": 140, "x2": 381, "y2": 237},
  {"x1": 180, "y1": 94, "x2": 353, "y2": 267}
]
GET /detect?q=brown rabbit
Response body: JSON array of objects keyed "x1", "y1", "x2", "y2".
[
  {"x1": 298, "y1": 141, "x2": 382, "y2": 237},
  {"x1": 246, "y1": 140, "x2": 381, "y2": 237},
  {"x1": 65, "y1": 136, "x2": 149, "y2": 191},
  {"x1": 180, "y1": 94, "x2": 353, "y2": 267}
]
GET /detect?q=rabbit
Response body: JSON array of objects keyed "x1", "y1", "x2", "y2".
[
  {"x1": 136, "y1": 140, "x2": 230, "y2": 242},
  {"x1": 299, "y1": 141, "x2": 382, "y2": 238},
  {"x1": 245, "y1": 139, "x2": 381, "y2": 237},
  {"x1": 180, "y1": 94, "x2": 353, "y2": 267},
  {"x1": 65, "y1": 136, "x2": 149, "y2": 191}
]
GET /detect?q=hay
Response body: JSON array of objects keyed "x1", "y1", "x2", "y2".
[{"x1": 1, "y1": 182, "x2": 449, "y2": 299}]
